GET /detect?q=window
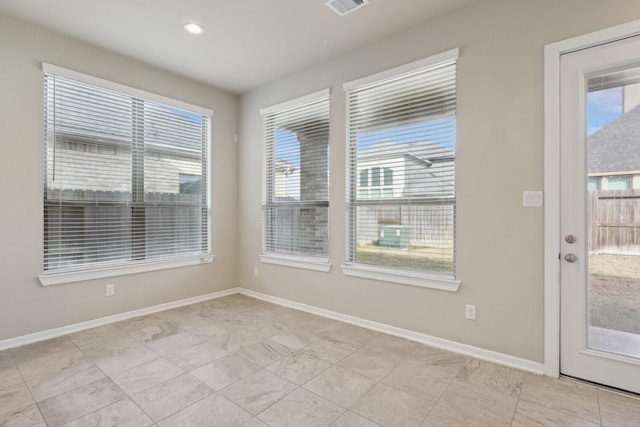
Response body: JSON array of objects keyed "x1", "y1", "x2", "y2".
[
  {"x1": 42, "y1": 64, "x2": 211, "y2": 283},
  {"x1": 606, "y1": 174, "x2": 631, "y2": 190},
  {"x1": 261, "y1": 90, "x2": 330, "y2": 268},
  {"x1": 344, "y1": 49, "x2": 458, "y2": 286},
  {"x1": 588, "y1": 176, "x2": 601, "y2": 191}
]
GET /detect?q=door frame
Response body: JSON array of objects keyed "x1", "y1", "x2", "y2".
[{"x1": 544, "y1": 19, "x2": 640, "y2": 378}]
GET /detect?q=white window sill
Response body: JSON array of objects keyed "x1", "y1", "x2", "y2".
[
  {"x1": 260, "y1": 253, "x2": 331, "y2": 272},
  {"x1": 39, "y1": 254, "x2": 215, "y2": 286},
  {"x1": 342, "y1": 263, "x2": 460, "y2": 292}
]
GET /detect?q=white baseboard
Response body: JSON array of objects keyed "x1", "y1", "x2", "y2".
[
  {"x1": 239, "y1": 288, "x2": 545, "y2": 375},
  {"x1": 0, "y1": 287, "x2": 239, "y2": 351},
  {"x1": 0, "y1": 285, "x2": 545, "y2": 376}
]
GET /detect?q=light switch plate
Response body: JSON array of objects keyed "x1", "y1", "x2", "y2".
[{"x1": 523, "y1": 191, "x2": 543, "y2": 207}]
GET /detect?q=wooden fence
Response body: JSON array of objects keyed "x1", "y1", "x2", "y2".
[{"x1": 589, "y1": 189, "x2": 640, "y2": 254}]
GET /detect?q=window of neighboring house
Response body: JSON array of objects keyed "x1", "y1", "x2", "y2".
[
  {"x1": 41, "y1": 64, "x2": 212, "y2": 284},
  {"x1": 344, "y1": 49, "x2": 459, "y2": 288},
  {"x1": 606, "y1": 174, "x2": 631, "y2": 190},
  {"x1": 260, "y1": 89, "x2": 330, "y2": 270},
  {"x1": 179, "y1": 173, "x2": 202, "y2": 195},
  {"x1": 588, "y1": 176, "x2": 601, "y2": 191}
]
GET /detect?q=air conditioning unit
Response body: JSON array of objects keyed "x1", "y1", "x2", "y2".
[{"x1": 326, "y1": 0, "x2": 369, "y2": 17}]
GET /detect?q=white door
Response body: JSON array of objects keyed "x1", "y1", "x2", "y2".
[{"x1": 560, "y1": 35, "x2": 640, "y2": 394}]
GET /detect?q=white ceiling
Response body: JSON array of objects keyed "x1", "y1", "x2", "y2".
[{"x1": 0, "y1": 0, "x2": 479, "y2": 94}]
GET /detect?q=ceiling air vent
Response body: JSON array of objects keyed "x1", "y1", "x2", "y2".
[{"x1": 326, "y1": 0, "x2": 369, "y2": 17}]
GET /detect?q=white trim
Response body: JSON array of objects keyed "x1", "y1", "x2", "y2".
[
  {"x1": 39, "y1": 255, "x2": 215, "y2": 286},
  {"x1": 259, "y1": 88, "x2": 331, "y2": 116},
  {"x1": 343, "y1": 48, "x2": 459, "y2": 91},
  {"x1": 342, "y1": 264, "x2": 460, "y2": 292},
  {"x1": 42, "y1": 63, "x2": 214, "y2": 116},
  {"x1": 1, "y1": 285, "x2": 542, "y2": 374},
  {"x1": 0, "y1": 288, "x2": 238, "y2": 351},
  {"x1": 239, "y1": 288, "x2": 543, "y2": 374},
  {"x1": 260, "y1": 254, "x2": 331, "y2": 272},
  {"x1": 543, "y1": 18, "x2": 640, "y2": 379}
]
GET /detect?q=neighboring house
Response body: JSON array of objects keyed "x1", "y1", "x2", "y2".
[
  {"x1": 357, "y1": 139, "x2": 455, "y2": 198},
  {"x1": 588, "y1": 88, "x2": 640, "y2": 191},
  {"x1": 355, "y1": 139, "x2": 455, "y2": 247},
  {"x1": 588, "y1": 105, "x2": 640, "y2": 190}
]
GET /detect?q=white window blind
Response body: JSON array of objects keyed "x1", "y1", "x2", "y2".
[
  {"x1": 346, "y1": 51, "x2": 457, "y2": 278},
  {"x1": 262, "y1": 90, "x2": 330, "y2": 260},
  {"x1": 43, "y1": 66, "x2": 211, "y2": 274}
]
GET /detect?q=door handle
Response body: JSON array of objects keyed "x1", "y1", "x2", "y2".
[{"x1": 564, "y1": 253, "x2": 578, "y2": 263}]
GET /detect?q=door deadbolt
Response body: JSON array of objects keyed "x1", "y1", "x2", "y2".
[
  {"x1": 564, "y1": 253, "x2": 578, "y2": 263},
  {"x1": 565, "y1": 235, "x2": 576, "y2": 244}
]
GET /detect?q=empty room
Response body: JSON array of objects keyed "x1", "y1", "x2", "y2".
[{"x1": 2, "y1": 0, "x2": 640, "y2": 425}]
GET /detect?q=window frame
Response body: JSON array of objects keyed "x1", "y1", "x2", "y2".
[
  {"x1": 259, "y1": 89, "x2": 332, "y2": 272},
  {"x1": 39, "y1": 64, "x2": 213, "y2": 286},
  {"x1": 342, "y1": 49, "x2": 461, "y2": 291}
]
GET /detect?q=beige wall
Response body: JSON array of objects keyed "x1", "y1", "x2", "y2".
[
  {"x1": 0, "y1": 14, "x2": 239, "y2": 341},
  {"x1": 238, "y1": 0, "x2": 640, "y2": 363}
]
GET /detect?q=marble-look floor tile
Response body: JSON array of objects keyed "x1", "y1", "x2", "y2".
[
  {"x1": 257, "y1": 388, "x2": 344, "y2": 427},
  {"x1": 110, "y1": 357, "x2": 183, "y2": 395},
  {"x1": 598, "y1": 389, "x2": 640, "y2": 427},
  {"x1": 266, "y1": 351, "x2": 331, "y2": 385},
  {"x1": 0, "y1": 386, "x2": 37, "y2": 426},
  {"x1": 270, "y1": 328, "x2": 318, "y2": 350},
  {"x1": 428, "y1": 380, "x2": 518, "y2": 427},
  {"x1": 69, "y1": 324, "x2": 129, "y2": 348},
  {"x1": 164, "y1": 340, "x2": 230, "y2": 371},
  {"x1": 0, "y1": 403, "x2": 46, "y2": 427},
  {"x1": 0, "y1": 357, "x2": 26, "y2": 393},
  {"x1": 10, "y1": 336, "x2": 77, "y2": 366},
  {"x1": 337, "y1": 345, "x2": 403, "y2": 381},
  {"x1": 300, "y1": 338, "x2": 355, "y2": 364},
  {"x1": 18, "y1": 347, "x2": 105, "y2": 402},
  {"x1": 365, "y1": 335, "x2": 418, "y2": 361},
  {"x1": 189, "y1": 321, "x2": 233, "y2": 340},
  {"x1": 404, "y1": 345, "x2": 467, "y2": 378},
  {"x1": 60, "y1": 399, "x2": 154, "y2": 427},
  {"x1": 38, "y1": 377, "x2": 126, "y2": 427},
  {"x1": 382, "y1": 357, "x2": 451, "y2": 403},
  {"x1": 519, "y1": 375, "x2": 600, "y2": 424},
  {"x1": 421, "y1": 414, "x2": 495, "y2": 427},
  {"x1": 351, "y1": 383, "x2": 432, "y2": 427},
  {"x1": 209, "y1": 328, "x2": 265, "y2": 353},
  {"x1": 131, "y1": 373, "x2": 213, "y2": 421},
  {"x1": 118, "y1": 315, "x2": 183, "y2": 343},
  {"x1": 234, "y1": 339, "x2": 294, "y2": 367},
  {"x1": 145, "y1": 331, "x2": 205, "y2": 357},
  {"x1": 242, "y1": 418, "x2": 269, "y2": 427},
  {"x1": 331, "y1": 411, "x2": 381, "y2": 427},
  {"x1": 221, "y1": 370, "x2": 297, "y2": 415},
  {"x1": 456, "y1": 358, "x2": 525, "y2": 397},
  {"x1": 321, "y1": 324, "x2": 380, "y2": 351},
  {"x1": 511, "y1": 400, "x2": 600, "y2": 427},
  {"x1": 190, "y1": 354, "x2": 262, "y2": 391},
  {"x1": 0, "y1": 350, "x2": 16, "y2": 371},
  {"x1": 92, "y1": 342, "x2": 160, "y2": 376},
  {"x1": 157, "y1": 394, "x2": 252, "y2": 427},
  {"x1": 304, "y1": 365, "x2": 377, "y2": 408}
]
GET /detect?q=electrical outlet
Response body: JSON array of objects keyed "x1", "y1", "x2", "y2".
[
  {"x1": 105, "y1": 284, "x2": 115, "y2": 297},
  {"x1": 465, "y1": 304, "x2": 476, "y2": 320}
]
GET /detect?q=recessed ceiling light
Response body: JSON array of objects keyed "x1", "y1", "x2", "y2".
[{"x1": 184, "y1": 23, "x2": 204, "y2": 35}]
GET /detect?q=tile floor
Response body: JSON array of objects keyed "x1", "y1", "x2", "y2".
[{"x1": 1, "y1": 294, "x2": 640, "y2": 426}]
